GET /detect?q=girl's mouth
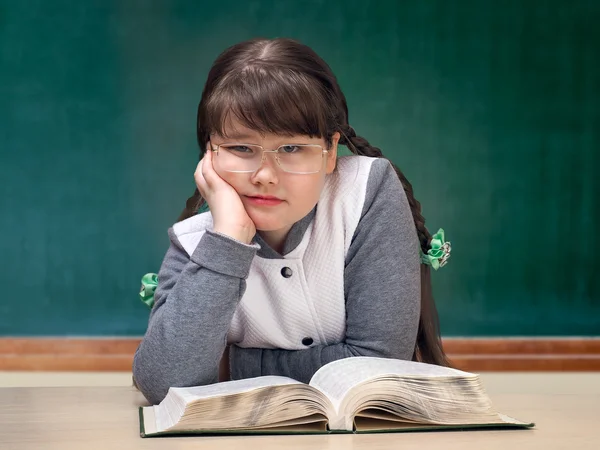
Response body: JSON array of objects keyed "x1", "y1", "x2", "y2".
[{"x1": 245, "y1": 195, "x2": 283, "y2": 206}]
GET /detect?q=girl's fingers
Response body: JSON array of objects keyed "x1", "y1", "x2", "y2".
[
  {"x1": 194, "y1": 158, "x2": 208, "y2": 196},
  {"x1": 201, "y1": 149, "x2": 218, "y2": 185},
  {"x1": 201, "y1": 149, "x2": 228, "y2": 191},
  {"x1": 196, "y1": 149, "x2": 230, "y2": 199}
]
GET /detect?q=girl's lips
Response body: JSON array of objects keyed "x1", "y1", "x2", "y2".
[{"x1": 245, "y1": 195, "x2": 283, "y2": 206}]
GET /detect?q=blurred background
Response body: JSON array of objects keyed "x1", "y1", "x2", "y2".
[{"x1": 1, "y1": 0, "x2": 598, "y2": 341}]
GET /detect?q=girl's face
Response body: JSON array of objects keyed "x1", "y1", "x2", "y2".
[{"x1": 210, "y1": 119, "x2": 339, "y2": 251}]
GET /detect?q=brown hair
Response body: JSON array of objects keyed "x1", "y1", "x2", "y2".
[{"x1": 179, "y1": 38, "x2": 449, "y2": 367}]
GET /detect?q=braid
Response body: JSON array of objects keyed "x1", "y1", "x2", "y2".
[
  {"x1": 340, "y1": 125, "x2": 432, "y2": 253},
  {"x1": 177, "y1": 188, "x2": 204, "y2": 222},
  {"x1": 390, "y1": 168, "x2": 431, "y2": 251},
  {"x1": 340, "y1": 125, "x2": 450, "y2": 367}
]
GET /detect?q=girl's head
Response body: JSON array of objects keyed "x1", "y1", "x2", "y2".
[
  {"x1": 197, "y1": 38, "x2": 347, "y2": 154},
  {"x1": 196, "y1": 39, "x2": 347, "y2": 241},
  {"x1": 179, "y1": 38, "x2": 449, "y2": 367}
]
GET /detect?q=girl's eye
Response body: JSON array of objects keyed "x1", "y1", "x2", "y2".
[
  {"x1": 228, "y1": 145, "x2": 254, "y2": 154},
  {"x1": 280, "y1": 145, "x2": 301, "y2": 154}
]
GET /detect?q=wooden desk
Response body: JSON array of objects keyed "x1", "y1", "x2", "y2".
[{"x1": 0, "y1": 373, "x2": 599, "y2": 450}]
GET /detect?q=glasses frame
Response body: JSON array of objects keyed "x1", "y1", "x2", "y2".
[{"x1": 211, "y1": 143, "x2": 329, "y2": 174}]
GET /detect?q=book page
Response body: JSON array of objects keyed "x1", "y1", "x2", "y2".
[
  {"x1": 155, "y1": 377, "x2": 302, "y2": 432},
  {"x1": 142, "y1": 405, "x2": 328, "y2": 437},
  {"x1": 310, "y1": 357, "x2": 473, "y2": 408},
  {"x1": 153, "y1": 377, "x2": 331, "y2": 433},
  {"x1": 171, "y1": 376, "x2": 301, "y2": 403},
  {"x1": 310, "y1": 357, "x2": 479, "y2": 430}
]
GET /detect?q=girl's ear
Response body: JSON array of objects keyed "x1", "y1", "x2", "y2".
[{"x1": 326, "y1": 132, "x2": 340, "y2": 174}]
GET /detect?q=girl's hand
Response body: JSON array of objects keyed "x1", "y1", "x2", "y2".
[{"x1": 195, "y1": 149, "x2": 256, "y2": 244}]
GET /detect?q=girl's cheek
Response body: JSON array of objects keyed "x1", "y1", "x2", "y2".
[{"x1": 219, "y1": 172, "x2": 247, "y2": 191}]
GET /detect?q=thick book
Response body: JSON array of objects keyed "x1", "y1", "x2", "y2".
[{"x1": 139, "y1": 357, "x2": 534, "y2": 437}]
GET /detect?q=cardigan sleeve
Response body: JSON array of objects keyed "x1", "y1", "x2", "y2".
[{"x1": 132, "y1": 228, "x2": 258, "y2": 404}]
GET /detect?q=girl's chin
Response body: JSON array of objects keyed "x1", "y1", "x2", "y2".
[
  {"x1": 253, "y1": 222, "x2": 287, "y2": 232},
  {"x1": 250, "y1": 217, "x2": 290, "y2": 233}
]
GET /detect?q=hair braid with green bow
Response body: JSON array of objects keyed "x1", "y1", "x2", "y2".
[
  {"x1": 340, "y1": 124, "x2": 450, "y2": 366},
  {"x1": 340, "y1": 125, "x2": 450, "y2": 266}
]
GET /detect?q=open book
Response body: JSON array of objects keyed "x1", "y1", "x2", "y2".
[{"x1": 139, "y1": 357, "x2": 534, "y2": 437}]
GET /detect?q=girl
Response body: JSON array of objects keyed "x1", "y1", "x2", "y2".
[{"x1": 133, "y1": 38, "x2": 451, "y2": 405}]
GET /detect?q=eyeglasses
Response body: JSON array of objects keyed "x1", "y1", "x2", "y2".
[{"x1": 211, "y1": 143, "x2": 328, "y2": 174}]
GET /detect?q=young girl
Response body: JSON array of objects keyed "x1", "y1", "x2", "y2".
[{"x1": 133, "y1": 38, "x2": 451, "y2": 405}]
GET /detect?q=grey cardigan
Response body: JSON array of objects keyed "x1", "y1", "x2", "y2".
[{"x1": 133, "y1": 158, "x2": 420, "y2": 404}]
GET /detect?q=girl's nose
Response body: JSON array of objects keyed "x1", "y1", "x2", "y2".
[{"x1": 250, "y1": 151, "x2": 279, "y2": 184}]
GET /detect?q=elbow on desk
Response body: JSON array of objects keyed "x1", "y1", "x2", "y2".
[
  {"x1": 132, "y1": 350, "x2": 219, "y2": 405},
  {"x1": 132, "y1": 351, "x2": 170, "y2": 404}
]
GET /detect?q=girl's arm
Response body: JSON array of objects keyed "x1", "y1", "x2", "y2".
[
  {"x1": 229, "y1": 159, "x2": 421, "y2": 383},
  {"x1": 132, "y1": 229, "x2": 257, "y2": 404}
]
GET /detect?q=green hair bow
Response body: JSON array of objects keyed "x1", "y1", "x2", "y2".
[
  {"x1": 420, "y1": 228, "x2": 451, "y2": 270},
  {"x1": 139, "y1": 273, "x2": 158, "y2": 309}
]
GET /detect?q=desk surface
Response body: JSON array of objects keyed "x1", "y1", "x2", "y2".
[{"x1": 0, "y1": 373, "x2": 599, "y2": 450}]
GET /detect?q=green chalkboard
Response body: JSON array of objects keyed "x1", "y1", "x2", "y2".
[{"x1": 1, "y1": 1, "x2": 599, "y2": 336}]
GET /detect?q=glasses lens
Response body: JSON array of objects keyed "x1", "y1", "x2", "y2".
[
  {"x1": 216, "y1": 144, "x2": 263, "y2": 172},
  {"x1": 214, "y1": 144, "x2": 324, "y2": 174},
  {"x1": 277, "y1": 145, "x2": 324, "y2": 174}
]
